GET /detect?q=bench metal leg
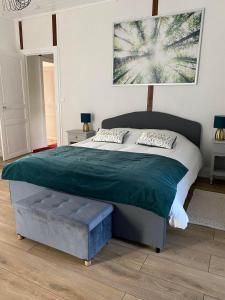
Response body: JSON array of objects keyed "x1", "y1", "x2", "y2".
[
  {"x1": 17, "y1": 234, "x2": 24, "y2": 240},
  {"x1": 84, "y1": 260, "x2": 92, "y2": 267}
]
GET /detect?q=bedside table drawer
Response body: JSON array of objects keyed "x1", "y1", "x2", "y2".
[
  {"x1": 69, "y1": 133, "x2": 86, "y2": 143},
  {"x1": 67, "y1": 130, "x2": 95, "y2": 145},
  {"x1": 213, "y1": 143, "x2": 225, "y2": 154}
]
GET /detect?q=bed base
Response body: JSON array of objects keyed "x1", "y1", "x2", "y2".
[{"x1": 9, "y1": 181, "x2": 167, "y2": 252}]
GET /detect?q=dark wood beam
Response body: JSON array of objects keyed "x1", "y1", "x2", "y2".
[
  {"x1": 52, "y1": 14, "x2": 57, "y2": 46},
  {"x1": 147, "y1": 86, "x2": 154, "y2": 112},
  {"x1": 152, "y1": 0, "x2": 159, "y2": 16},
  {"x1": 18, "y1": 21, "x2": 23, "y2": 50},
  {"x1": 147, "y1": 0, "x2": 159, "y2": 111}
]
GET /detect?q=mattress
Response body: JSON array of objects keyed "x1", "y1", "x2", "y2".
[{"x1": 75, "y1": 129, "x2": 203, "y2": 229}]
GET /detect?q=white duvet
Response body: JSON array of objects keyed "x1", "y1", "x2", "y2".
[{"x1": 74, "y1": 129, "x2": 202, "y2": 229}]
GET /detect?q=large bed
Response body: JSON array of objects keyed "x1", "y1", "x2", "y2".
[{"x1": 6, "y1": 111, "x2": 202, "y2": 252}]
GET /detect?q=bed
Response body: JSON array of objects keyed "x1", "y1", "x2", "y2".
[{"x1": 6, "y1": 111, "x2": 202, "y2": 252}]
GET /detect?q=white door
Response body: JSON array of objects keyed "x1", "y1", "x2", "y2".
[
  {"x1": 0, "y1": 52, "x2": 31, "y2": 160},
  {"x1": 27, "y1": 56, "x2": 48, "y2": 150}
]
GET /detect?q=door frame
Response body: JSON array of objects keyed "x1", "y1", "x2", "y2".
[{"x1": 22, "y1": 46, "x2": 62, "y2": 147}]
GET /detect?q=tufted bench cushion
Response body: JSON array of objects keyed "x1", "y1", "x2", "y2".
[{"x1": 14, "y1": 190, "x2": 113, "y2": 263}]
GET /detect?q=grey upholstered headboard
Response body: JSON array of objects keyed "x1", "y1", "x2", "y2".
[{"x1": 102, "y1": 111, "x2": 201, "y2": 148}]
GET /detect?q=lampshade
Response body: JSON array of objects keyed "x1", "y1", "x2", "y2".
[
  {"x1": 81, "y1": 113, "x2": 91, "y2": 123},
  {"x1": 214, "y1": 115, "x2": 225, "y2": 129}
]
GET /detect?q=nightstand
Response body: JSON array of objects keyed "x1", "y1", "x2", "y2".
[
  {"x1": 210, "y1": 139, "x2": 225, "y2": 184},
  {"x1": 66, "y1": 130, "x2": 95, "y2": 145}
]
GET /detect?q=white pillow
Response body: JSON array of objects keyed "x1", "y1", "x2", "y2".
[
  {"x1": 92, "y1": 128, "x2": 128, "y2": 144},
  {"x1": 137, "y1": 130, "x2": 177, "y2": 149}
]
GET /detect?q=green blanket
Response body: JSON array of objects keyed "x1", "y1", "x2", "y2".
[{"x1": 2, "y1": 146, "x2": 188, "y2": 218}]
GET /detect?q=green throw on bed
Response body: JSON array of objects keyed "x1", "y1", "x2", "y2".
[{"x1": 2, "y1": 146, "x2": 188, "y2": 218}]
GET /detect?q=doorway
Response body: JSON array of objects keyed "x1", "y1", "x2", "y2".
[
  {"x1": 42, "y1": 57, "x2": 57, "y2": 146},
  {"x1": 26, "y1": 54, "x2": 58, "y2": 151}
]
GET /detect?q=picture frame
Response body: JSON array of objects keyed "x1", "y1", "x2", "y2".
[{"x1": 113, "y1": 9, "x2": 205, "y2": 86}]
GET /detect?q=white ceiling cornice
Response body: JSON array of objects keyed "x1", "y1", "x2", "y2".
[{"x1": 0, "y1": 0, "x2": 114, "y2": 20}]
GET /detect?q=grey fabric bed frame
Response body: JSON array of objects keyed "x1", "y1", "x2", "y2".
[
  {"x1": 102, "y1": 111, "x2": 201, "y2": 147},
  {"x1": 9, "y1": 111, "x2": 201, "y2": 253}
]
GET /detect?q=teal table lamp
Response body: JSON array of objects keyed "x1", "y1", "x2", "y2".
[
  {"x1": 81, "y1": 113, "x2": 91, "y2": 132},
  {"x1": 214, "y1": 115, "x2": 225, "y2": 140}
]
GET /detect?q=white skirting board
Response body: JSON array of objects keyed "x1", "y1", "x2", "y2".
[{"x1": 187, "y1": 189, "x2": 225, "y2": 231}]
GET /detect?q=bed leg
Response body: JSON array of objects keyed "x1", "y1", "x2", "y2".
[
  {"x1": 17, "y1": 234, "x2": 24, "y2": 240},
  {"x1": 155, "y1": 248, "x2": 161, "y2": 253}
]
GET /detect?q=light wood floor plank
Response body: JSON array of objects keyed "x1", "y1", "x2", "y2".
[
  {"x1": 149, "y1": 241, "x2": 210, "y2": 272},
  {"x1": 0, "y1": 205, "x2": 16, "y2": 227},
  {"x1": 97, "y1": 240, "x2": 148, "y2": 271},
  {"x1": 214, "y1": 229, "x2": 225, "y2": 244},
  {"x1": 0, "y1": 199, "x2": 12, "y2": 207},
  {"x1": 79, "y1": 259, "x2": 203, "y2": 300},
  {"x1": 0, "y1": 222, "x2": 36, "y2": 251},
  {"x1": 123, "y1": 294, "x2": 143, "y2": 300},
  {"x1": 194, "y1": 178, "x2": 225, "y2": 194},
  {"x1": 0, "y1": 268, "x2": 62, "y2": 300},
  {"x1": 108, "y1": 237, "x2": 210, "y2": 273},
  {"x1": 29, "y1": 240, "x2": 143, "y2": 271},
  {"x1": 0, "y1": 180, "x2": 11, "y2": 205},
  {"x1": 29, "y1": 242, "x2": 203, "y2": 300},
  {"x1": 0, "y1": 240, "x2": 124, "y2": 300},
  {"x1": 167, "y1": 231, "x2": 225, "y2": 259},
  {"x1": 204, "y1": 296, "x2": 222, "y2": 300},
  {"x1": 209, "y1": 255, "x2": 225, "y2": 277},
  {"x1": 168, "y1": 224, "x2": 214, "y2": 240},
  {"x1": 141, "y1": 255, "x2": 225, "y2": 300},
  {"x1": 109, "y1": 228, "x2": 211, "y2": 272}
]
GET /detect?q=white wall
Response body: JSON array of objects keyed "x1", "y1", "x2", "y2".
[
  {"x1": 0, "y1": 17, "x2": 16, "y2": 53},
  {"x1": 57, "y1": 0, "x2": 150, "y2": 139},
  {"x1": 154, "y1": 0, "x2": 225, "y2": 174},
  {"x1": 16, "y1": 0, "x2": 225, "y2": 174},
  {"x1": 23, "y1": 15, "x2": 52, "y2": 49}
]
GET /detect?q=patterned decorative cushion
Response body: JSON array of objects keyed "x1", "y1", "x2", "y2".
[
  {"x1": 92, "y1": 129, "x2": 128, "y2": 144},
  {"x1": 137, "y1": 130, "x2": 177, "y2": 149}
]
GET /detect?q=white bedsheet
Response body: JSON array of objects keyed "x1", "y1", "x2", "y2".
[{"x1": 74, "y1": 129, "x2": 202, "y2": 229}]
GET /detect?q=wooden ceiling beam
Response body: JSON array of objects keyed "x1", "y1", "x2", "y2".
[
  {"x1": 52, "y1": 14, "x2": 57, "y2": 46},
  {"x1": 18, "y1": 21, "x2": 23, "y2": 50},
  {"x1": 147, "y1": 0, "x2": 159, "y2": 112}
]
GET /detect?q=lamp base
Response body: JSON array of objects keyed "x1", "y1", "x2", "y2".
[
  {"x1": 215, "y1": 128, "x2": 225, "y2": 141},
  {"x1": 83, "y1": 123, "x2": 90, "y2": 132}
]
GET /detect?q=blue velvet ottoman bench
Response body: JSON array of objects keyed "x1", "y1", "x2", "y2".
[{"x1": 14, "y1": 190, "x2": 113, "y2": 266}]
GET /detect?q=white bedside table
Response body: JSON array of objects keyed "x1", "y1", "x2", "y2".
[
  {"x1": 66, "y1": 130, "x2": 95, "y2": 145},
  {"x1": 210, "y1": 139, "x2": 225, "y2": 184}
]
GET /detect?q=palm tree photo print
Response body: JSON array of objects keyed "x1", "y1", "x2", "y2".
[{"x1": 113, "y1": 10, "x2": 203, "y2": 85}]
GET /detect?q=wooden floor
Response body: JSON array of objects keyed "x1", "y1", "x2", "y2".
[{"x1": 1, "y1": 175, "x2": 225, "y2": 299}]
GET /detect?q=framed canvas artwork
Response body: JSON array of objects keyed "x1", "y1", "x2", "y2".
[{"x1": 113, "y1": 9, "x2": 204, "y2": 86}]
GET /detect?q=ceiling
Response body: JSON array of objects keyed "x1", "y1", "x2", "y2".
[{"x1": 0, "y1": 0, "x2": 108, "y2": 19}]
